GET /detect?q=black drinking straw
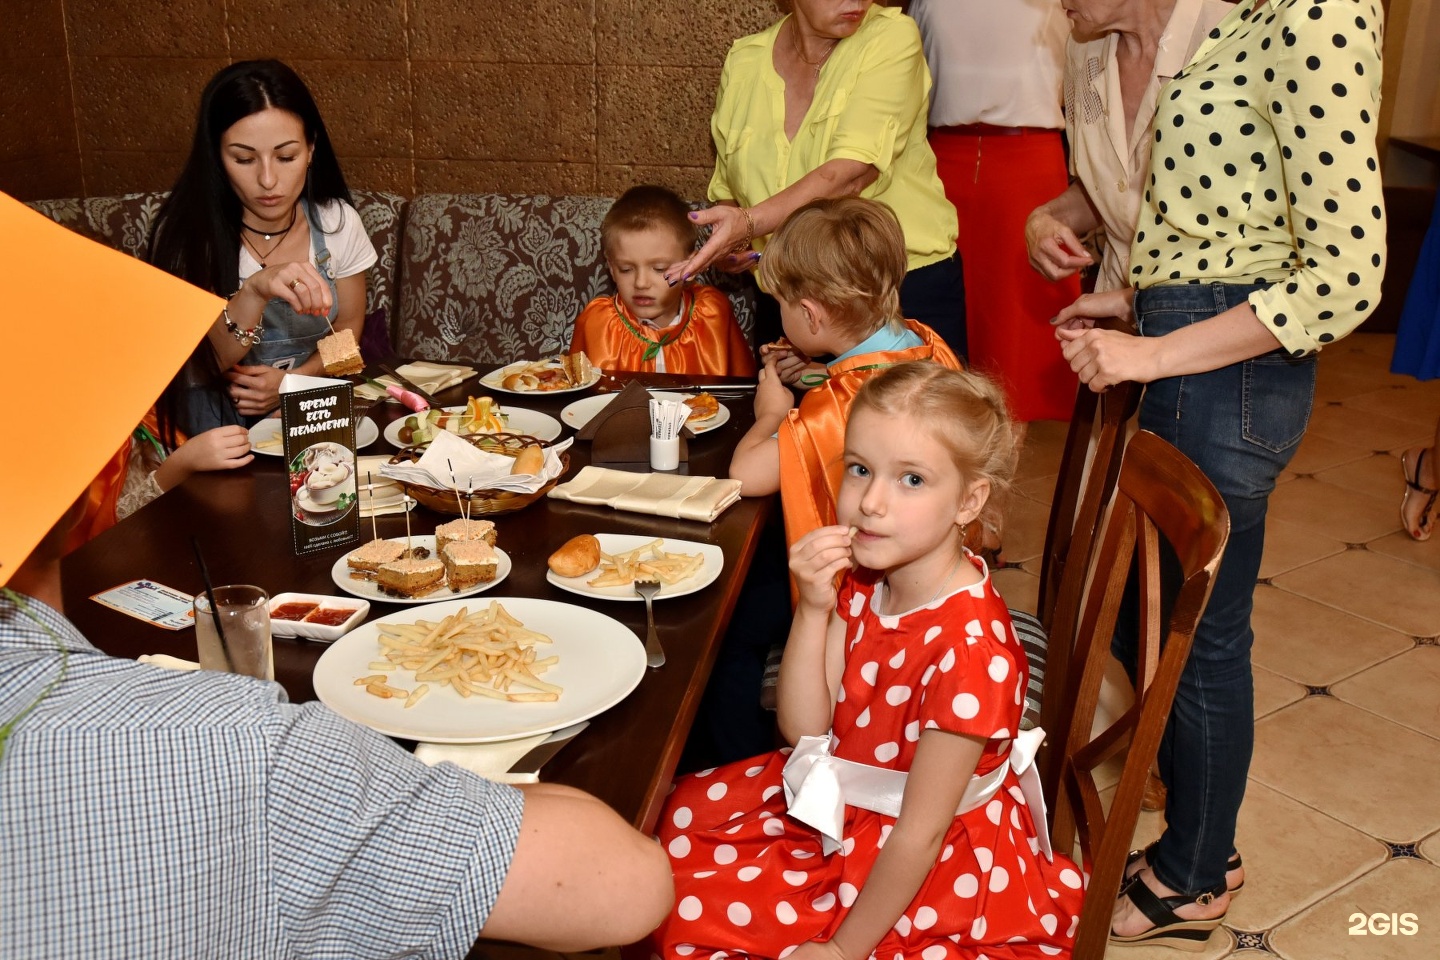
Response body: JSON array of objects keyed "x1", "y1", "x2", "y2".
[{"x1": 190, "y1": 537, "x2": 234, "y2": 673}]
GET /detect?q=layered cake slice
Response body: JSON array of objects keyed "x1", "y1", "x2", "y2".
[
  {"x1": 442, "y1": 541, "x2": 499, "y2": 591},
  {"x1": 435, "y1": 518, "x2": 497, "y2": 554},
  {"x1": 346, "y1": 538, "x2": 406, "y2": 579},
  {"x1": 375, "y1": 556, "x2": 445, "y2": 598}
]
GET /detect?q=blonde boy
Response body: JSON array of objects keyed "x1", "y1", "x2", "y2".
[
  {"x1": 730, "y1": 197, "x2": 962, "y2": 549},
  {"x1": 570, "y1": 186, "x2": 755, "y2": 377}
]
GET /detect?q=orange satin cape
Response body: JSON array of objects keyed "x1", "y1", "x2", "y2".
[
  {"x1": 64, "y1": 409, "x2": 171, "y2": 554},
  {"x1": 569, "y1": 286, "x2": 757, "y2": 377},
  {"x1": 777, "y1": 320, "x2": 963, "y2": 555}
]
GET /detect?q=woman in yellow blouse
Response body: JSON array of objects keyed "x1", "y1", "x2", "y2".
[
  {"x1": 669, "y1": 0, "x2": 963, "y2": 355},
  {"x1": 1054, "y1": 0, "x2": 1385, "y2": 948}
]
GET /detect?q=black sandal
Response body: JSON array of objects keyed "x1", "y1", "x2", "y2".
[
  {"x1": 1124, "y1": 841, "x2": 1244, "y2": 895},
  {"x1": 1110, "y1": 873, "x2": 1228, "y2": 951},
  {"x1": 1401, "y1": 449, "x2": 1438, "y2": 542}
]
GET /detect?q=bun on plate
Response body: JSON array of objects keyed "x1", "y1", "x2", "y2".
[
  {"x1": 503, "y1": 372, "x2": 540, "y2": 391},
  {"x1": 548, "y1": 534, "x2": 602, "y2": 578}
]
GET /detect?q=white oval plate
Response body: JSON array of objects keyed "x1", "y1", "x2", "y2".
[
  {"x1": 382, "y1": 406, "x2": 561, "y2": 447},
  {"x1": 481, "y1": 359, "x2": 602, "y2": 395},
  {"x1": 249, "y1": 416, "x2": 378, "y2": 455},
  {"x1": 545, "y1": 533, "x2": 723, "y2": 602},
  {"x1": 560, "y1": 392, "x2": 729, "y2": 435},
  {"x1": 312, "y1": 596, "x2": 647, "y2": 743},
  {"x1": 330, "y1": 535, "x2": 512, "y2": 604}
]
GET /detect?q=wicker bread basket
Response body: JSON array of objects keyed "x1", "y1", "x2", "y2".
[{"x1": 386, "y1": 432, "x2": 568, "y2": 516}]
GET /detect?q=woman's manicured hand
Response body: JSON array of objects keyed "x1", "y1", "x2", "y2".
[
  {"x1": 1052, "y1": 287, "x2": 1135, "y2": 334},
  {"x1": 244, "y1": 260, "x2": 333, "y2": 317},
  {"x1": 1025, "y1": 207, "x2": 1093, "y2": 281},
  {"x1": 225, "y1": 364, "x2": 287, "y2": 416},
  {"x1": 1057, "y1": 325, "x2": 1161, "y2": 391},
  {"x1": 665, "y1": 205, "x2": 750, "y2": 285}
]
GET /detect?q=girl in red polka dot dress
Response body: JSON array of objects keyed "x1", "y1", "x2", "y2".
[{"x1": 651, "y1": 363, "x2": 1083, "y2": 960}]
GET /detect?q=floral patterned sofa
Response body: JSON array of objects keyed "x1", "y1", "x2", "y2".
[{"x1": 29, "y1": 191, "x2": 758, "y2": 367}]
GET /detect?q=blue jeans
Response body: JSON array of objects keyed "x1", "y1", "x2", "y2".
[{"x1": 1114, "y1": 283, "x2": 1316, "y2": 897}]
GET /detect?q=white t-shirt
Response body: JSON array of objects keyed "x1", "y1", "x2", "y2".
[
  {"x1": 238, "y1": 199, "x2": 377, "y2": 282},
  {"x1": 910, "y1": 0, "x2": 1069, "y2": 129}
]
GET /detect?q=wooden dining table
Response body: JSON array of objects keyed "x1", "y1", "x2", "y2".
[{"x1": 59, "y1": 365, "x2": 772, "y2": 837}]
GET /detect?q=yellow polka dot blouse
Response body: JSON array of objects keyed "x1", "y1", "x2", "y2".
[{"x1": 1131, "y1": 0, "x2": 1386, "y2": 357}]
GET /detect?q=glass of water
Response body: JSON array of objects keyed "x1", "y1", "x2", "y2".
[{"x1": 193, "y1": 585, "x2": 273, "y2": 681}]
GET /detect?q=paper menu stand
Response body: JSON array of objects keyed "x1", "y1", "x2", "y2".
[
  {"x1": 578, "y1": 380, "x2": 688, "y2": 469},
  {"x1": 279, "y1": 373, "x2": 361, "y2": 556}
]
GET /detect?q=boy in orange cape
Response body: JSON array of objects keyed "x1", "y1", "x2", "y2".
[
  {"x1": 570, "y1": 186, "x2": 755, "y2": 378},
  {"x1": 730, "y1": 197, "x2": 962, "y2": 552}
]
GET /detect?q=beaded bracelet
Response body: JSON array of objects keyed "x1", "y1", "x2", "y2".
[{"x1": 223, "y1": 305, "x2": 264, "y2": 347}]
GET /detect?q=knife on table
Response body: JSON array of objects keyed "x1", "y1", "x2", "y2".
[
  {"x1": 379, "y1": 362, "x2": 442, "y2": 408},
  {"x1": 506, "y1": 721, "x2": 590, "y2": 776}
]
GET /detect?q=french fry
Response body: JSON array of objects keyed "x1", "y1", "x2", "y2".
[
  {"x1": 358, "y1": 600, "x2": 562, "y2": 704},
  {"x1": 585, "y1": 538, "x2": 704, "y2": 588}
]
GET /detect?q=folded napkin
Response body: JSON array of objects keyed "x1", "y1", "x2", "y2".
[
  {"x1": 382, "y1": 430, "x2": 573, "y2": 494},
  {"x1": 414, "y1": 735, "x2": 546, "y2": 785},
  {"x1": 547, "y1": 466, "x2": 743, "y2": 522},
  {"x1": 138, "y1": 653, "x2": 201, "y2": 671},
  {"x1": 354, "y1": 361, "x2": 478, "y2": 401},
  {"x1": 357, "y1": 455, "x2": 413, "y2": 517}
]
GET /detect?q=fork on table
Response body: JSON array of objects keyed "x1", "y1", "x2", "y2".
[{"x1": 633, "y1": 578, "x2": 665, "y2": 668}]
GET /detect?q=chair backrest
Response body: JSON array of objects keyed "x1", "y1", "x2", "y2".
[
  {"x1": 1035, "y1": 381, "x2": 1138, "y2": 801},
  {"x1": 1047, "y1": 430, "x2": 1229, "y2": 960}
]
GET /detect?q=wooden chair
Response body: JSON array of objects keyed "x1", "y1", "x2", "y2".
[
  {"x1": 1047, "y1": 430, "x2": 1230, "y2": 960},
  {"x1": 1028, "y1": 381, "x2": 1139, "y2": 800}
]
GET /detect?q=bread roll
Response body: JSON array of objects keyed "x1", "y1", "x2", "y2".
[
  {"x1": 510, "y1": 444, "x2": 545, "y2": 476},
  {"x1": 548, "y1": 534, "x2": 601, "y2": 578}
]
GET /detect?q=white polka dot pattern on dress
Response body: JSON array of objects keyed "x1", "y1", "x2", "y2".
[
  {"x1": 856, "y1": 706, "x2": 872, "y2": 728},
  {"x1": 706, "y1": 782, "x2": 728, "y2": 801},
  {"x1": 885, "y1": 685, "x2": 911, "y2": 705},
  {"x1": 976, "y1": 846, "x2": 993, "y2": 872},
  {"x1": 1059, "y1": 867, "x2": 1083, "y2": 889},
  {"x1": 971, "y1": 917, "x2": 987, "y2": 939},
  {"x1": 990, "y1": 866, "x2": 1010, "y2": 892},
  {"x1": 812, "y1": 892, "x2": 836, "y2": 911},
  {"x1": 678, "y1": 896, "x2": 703, "y2": 921},
  {"x1": 776, "y1": 901, "x2": 798, "y2": 925},
  {"x1": 669, "y1": 836, "x2": 692, "y2": 858},
  {"x1": 905, "y1": 720, "x2": 921, "y2": 742},
  {"x1": 895, "y1": 914, "x2": 913, "y2": 937},
  {"x1": 860, "y1": 661, "x2": 879, "y2": 685},
  {"x1": 714, "y1": 844, "x2": 738, "y2": 865},
  {"x1": 727, "y1": 902, "x2": 752, "y2": 926},
  {"x1": 938, "y1": 649, "x2": 956, "y2": 672},
  {"x1": 736, "y1": 865, "x2": 761, "y2": 882},
  {"x1": 914, "y1": 906, "x2": 938, "y2": 930},
  {"x1": 782, "y1": 870, "x2": 807, "y2": 886},
  {"x1": 922, "y1": 947, "x2": 947, "y2": 960},
  {"x1": 955, "y1": 873, "x2": 978, "y2": 898},
  {"x1": 987, "y1": 655, "x2": 1009, "y2": 682},
  {"x1": 839, "y1": 882, "x2": 859, "y2": 907},
  {"x1": 672, "y1": 806, "x2": 693, "y2": 828},
  {"x1": 762, "y1": 817, "x2": 785, "y2": 836},
  {"x1": 924, "y1": 625, "x2": 942, "y2": 644},
  {"x1": 952, "y1": 693, "x2": 980, "y2": 719},
  {"x1": 675, "y1": 944, "x2": 695, "y2": 956}
]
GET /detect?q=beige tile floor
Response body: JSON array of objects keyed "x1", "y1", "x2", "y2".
[{"x1": 1001, "y1": 333, "x2": 1440, "y2": 959}]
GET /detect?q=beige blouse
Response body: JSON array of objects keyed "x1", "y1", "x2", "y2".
[{"x1": 1064, "y1": 0, "x2": 1235, "y2": 291}]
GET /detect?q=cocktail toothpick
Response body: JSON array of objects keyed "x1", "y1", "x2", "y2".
[
  {"x1": 466, "y1": 478, "x2": 474, "y2": 523},
  {"x1": 367, "y1": 471, "x2": 378, "y2": 540},
  {"x1": 447, "y1": 457, "x2": 466, "y2": 517},
  {"x1": 403, "y1": 494, "x2": 413, "y2": 556}
]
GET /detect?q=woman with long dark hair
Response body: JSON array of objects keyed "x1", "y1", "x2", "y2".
[{"x1": 150, "y1": 59, "x2": 375, "y2": 439}]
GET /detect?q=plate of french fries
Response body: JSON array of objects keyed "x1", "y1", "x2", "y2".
[
  {"x1": 546, "y1": 534, "x2": 723, "y2": 602},
  {"x1": 312, "y1": 597, "x2": 647, "y2": 743}
]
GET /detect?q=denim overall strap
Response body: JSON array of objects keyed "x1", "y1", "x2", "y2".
[{"x1": 241, "y1": 198, "x2": 340, "y2": 373}]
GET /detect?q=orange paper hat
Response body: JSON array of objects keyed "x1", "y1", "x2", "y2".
[{"x1": 0, "y1": 192, "x2": 222, "y2": 585}]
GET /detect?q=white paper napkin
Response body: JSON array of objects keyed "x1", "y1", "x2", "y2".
[
  {"x1": 414, "y1": 735, "x2": 547, "y2": 785},
  {"x1": 381, "y1": 430, "x2": 573, "y2": 494},
  {"x1": 354, "y1": 362, "x2": 477, "y2": 401},
  {"x1": 138, "y1": 653, "x2": 201, "y2": 671},
  {"x1": 547, "y1": 466, "x2": 743, "y2": 522}
]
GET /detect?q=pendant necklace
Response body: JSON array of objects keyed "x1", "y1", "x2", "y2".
[
  {"x1": 791, "y1": 22, "x2": 839, "y2": 79},
  {"x1": 241, "y1": 206, "x2": 297, "y2": 267}
]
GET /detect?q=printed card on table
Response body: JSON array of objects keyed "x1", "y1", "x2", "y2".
[{"x1": 279, "y1": 374, "x2": 360, "y2": 556}]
